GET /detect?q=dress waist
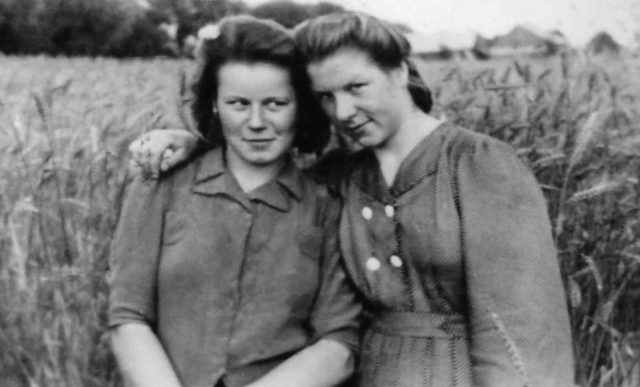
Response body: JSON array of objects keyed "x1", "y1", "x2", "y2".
[{"x1": 370, "y1": 311, "x2": 468, "y2": 338}]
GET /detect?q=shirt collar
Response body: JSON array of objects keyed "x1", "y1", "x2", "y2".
[
  {"x1": 352, "y1": 122, "x2": 449, "y2": 202},
  {"x1": 193, "y1": 147, "x2": 303, "y2": 212}
]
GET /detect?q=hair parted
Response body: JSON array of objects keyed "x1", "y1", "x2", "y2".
[
  {"x1": 294, "y1": 12, "x2": 433, "y2": 113},
  {"x1": 192, "y1": 15, "x2": 330, "y2": 154}
]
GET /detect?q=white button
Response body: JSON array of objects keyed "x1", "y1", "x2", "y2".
[
  {"x1": 385, "y1": 205, "x2": 395, "y2": 218},
  {"x1": 361, "y1": 206, "x2": 373, "y2": 220},
  {"x1": 366, "y1": 257, "x2": 381, "y2": 271},
  {"x1": 389, "y1": 255, "x2": 403, "y2": 268}
]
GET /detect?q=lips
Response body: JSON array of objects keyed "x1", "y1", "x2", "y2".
[
  {"x1": 243, "y1": 138, "x2": 275, "y2": 150},
  {"x1": 343, "y1": 120, "x2": 370, "y2": 137},
  {"x1": 243, "y1": 138, "x2": 275, "y2": 143}
]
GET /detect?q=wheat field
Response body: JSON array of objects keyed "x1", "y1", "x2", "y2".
[{"x1": 1, "y1": 53, "x2": 639, "y2": 386}]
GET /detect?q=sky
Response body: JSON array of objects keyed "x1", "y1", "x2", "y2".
[{"x1": 241, "y1": 0, "x2": 640, "y2": 47}]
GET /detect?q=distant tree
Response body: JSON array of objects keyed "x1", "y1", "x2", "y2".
[
  {"x1": 0, "y1": 0, "x2": 346, "y2": 57},
  {"x1": 0, "y1": 0, "x2": 183, "y2": 57},
  {"x1": 250, "y1": 0, "x2": 310, "y2": 28},
  {"x1": 106, "y1": 11, "x2": 178, "y2": 57},
  {"x1": 40, "y1": 0, "x2": 124, "y2": 56},
  {"x1": 437, "y1": 44, "x2": 454, "y2": 60},
  {"x1": 472, "y1": 34, "x2": 492, "y2": 60},
  {"x1": 148, "y1": 0, "x2": 245, "y2": 51},
  {"x1": 0, "y1": 0, "x2": 51, "y2": 54}
]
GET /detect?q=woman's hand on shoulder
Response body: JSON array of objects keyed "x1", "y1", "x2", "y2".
[{"x1": 129, "y1": 129, "x2": 200, "y2": 179}]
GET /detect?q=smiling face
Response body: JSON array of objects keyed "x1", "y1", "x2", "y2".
[
  {"x1": 215, "y1": 61, "x2": 297, "y2": 170},
  {"x1": 306, "y1": 48, "x2": 408, "y2": 149}
]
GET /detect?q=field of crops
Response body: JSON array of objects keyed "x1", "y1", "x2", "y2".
[{"x1": 1, "y1": 53, "x2": 639, "y2": 386}]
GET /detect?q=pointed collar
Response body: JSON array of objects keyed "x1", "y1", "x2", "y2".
[
  {"x1": 351, "y1": 122, "x2": 450, "y2": 202},
  {"x1": 192, "y1": 147, "x2": 303, "y2": 212}
]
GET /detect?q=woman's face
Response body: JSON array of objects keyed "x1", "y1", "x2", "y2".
[
  {"x1": 215, "y1": 61, "x2": 297, "y2": 169},
  {"x1": 306, "y1": 48, "x2": 408, "y2": 149}
]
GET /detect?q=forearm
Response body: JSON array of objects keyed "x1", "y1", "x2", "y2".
[
  {"x1": 246, "y1": 339, "x2": 355, "y2": 387},
  {"x1": 110, "y1": 323, "x2": 182, "y2": 387}
]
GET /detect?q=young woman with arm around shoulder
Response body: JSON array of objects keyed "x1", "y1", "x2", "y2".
[{"x1": 130, "y1": 12, "x2": 575, "y2": 387}]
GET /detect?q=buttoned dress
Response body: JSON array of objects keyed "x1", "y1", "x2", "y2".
[
  {"x1": 331, "y1": 123, "x2": 574, "y2": 386},
  {"x1": 108, "y1": 147, "x2": 361, "y2": 387}
]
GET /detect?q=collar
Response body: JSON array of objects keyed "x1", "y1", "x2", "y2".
[
  {"x1": 192, "y1": 147, "x2": 303, "y2": 212},
  {"x1": 352, "y1": 122, "x2": 449, "y2": 202}
]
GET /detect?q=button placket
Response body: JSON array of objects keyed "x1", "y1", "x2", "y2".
[
  {"x1": 384, "y1": 205, "x2": 395, "y2": 218},
  {"x1": 389, "y1": 254, "x2": 403, "y2": 268},
  {"x1": 366, "y1": 257, "x2": 381, "y2": 271},
  {"x1": 362, "y1": 206, "x2": 373, "y2": 220}
]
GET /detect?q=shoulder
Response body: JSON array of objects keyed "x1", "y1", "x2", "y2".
[
  {"x1": 447, "y1": 127, "x2": 545, "y2": 210},
  {"x1": 304, "y1": 147, "x2": 371, "y2": 196},
  {"x1": 441, "y1": 124, "x2": 514, "y2": 161},
  {"x1": 297, "y1": 169, "x2": 344, "y2": 229},
  {"x1": 126, "y1": 146, "x2": 212, "y2": 202},
  {"x1": 439, "y1": 125, "x2": 530, "y2": 185}
]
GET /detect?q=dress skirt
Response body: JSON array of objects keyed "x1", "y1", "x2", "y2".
[{"x1": 356, "y1": 312, "x2": 471, "y2": 387}]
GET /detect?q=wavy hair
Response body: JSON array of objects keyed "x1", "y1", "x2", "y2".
[
  {"x1": 192, "y1": 15, "x2": 330, "y2": 154},
  {"x1": 294, "y1": 12, "x2": 432, "y2": 113}
]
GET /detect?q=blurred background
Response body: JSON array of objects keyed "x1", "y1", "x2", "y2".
[
  {"x1": 1, "y1": 0, "x2": 639, "y2": 58},
  {"x1": 1, "y1": 1, "x2": 640, "y2": 386}
]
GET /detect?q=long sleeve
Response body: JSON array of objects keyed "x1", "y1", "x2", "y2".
[
  {"x1": 455, "y1": 137, "x2": 575, "y2": 386},
  {"x1": 108, "y1": 176, "x2": 168, "y2": 327},
  {"x1": 309, "y1": 193, "x2": 363, "y2": 354}
]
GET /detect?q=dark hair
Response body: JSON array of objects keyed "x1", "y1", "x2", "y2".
[
  {"x1": 192, "y1": 15, "x2": 330, "y2": 154},
  {"x1": 294, "y1": 12, "x2": 432, "y2": 113}
]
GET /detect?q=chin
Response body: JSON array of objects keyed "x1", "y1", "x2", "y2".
[
  {"x1": 245, "y1": 154, "x2": 281, "y2": 166},
  {"x1": 356, "y1": 136, "x2": 384, "y2": 149}
]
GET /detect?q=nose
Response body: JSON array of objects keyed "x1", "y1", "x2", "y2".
[
  {"x1": 334, "y1": 94, "x2": 357, "y2": 123},
  {"x1": 248, "y1": 105, "x2": 266, "y2": 131}
]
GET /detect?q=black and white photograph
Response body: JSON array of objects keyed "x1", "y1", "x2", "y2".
[{"x1": 1, "y1": 0, "x2": 639, "y2": 386}]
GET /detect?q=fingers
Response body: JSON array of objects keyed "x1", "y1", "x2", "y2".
[
  {"x1": 160, "y1": 148, "x2": 176, "y2": 173},
  {"x1": 128, "y1": 158, "x2": 143, "y2": 177},
  {"x1": 128, "y1": 135, "x2": 156, "y2": 178},
  {"x1": 160, "y1": 145, "x2": 194, "y2": 172},
  {"x1": 128, "y1": 135, "x2": 149, "y2": 166},
  {"x1": 128, "y1": 129, "x2": 196, "y2": 177},
  {"x1": 128, "y1": 158, "x2": 153, "y2": 180},
  {"x1": 145, "y1": 137, "x2": 171, "y2": 179},
  {"x1": 128, "y1": 132, "x2": 170, "y2": 178}
]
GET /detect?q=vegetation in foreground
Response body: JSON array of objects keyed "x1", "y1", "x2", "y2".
[{"x1": 1, "y1": 53, "x2": 639, "y2": 386}]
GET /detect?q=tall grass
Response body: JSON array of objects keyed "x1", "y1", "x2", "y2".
[
  {"x1": 1, "y1": 53, "x2": 639, "y2": 386},
  {"x1": 0, "y1": 56, "x2": 186, "y2": 386},
  {"x1": 417, "y1": 53, "x2": 640, "y2": 386}
]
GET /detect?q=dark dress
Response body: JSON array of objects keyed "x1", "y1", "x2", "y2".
[
  {"x1": 108, "y1": 147, "x2": 361, "y2": 387},
  {"x1": 330, "y1": 123, "x2": 574, "y2": 386}
]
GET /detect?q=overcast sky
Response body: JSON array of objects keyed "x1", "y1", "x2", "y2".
[{"x1": 242, "y1": 0, "x2": 640, "y2": 47}]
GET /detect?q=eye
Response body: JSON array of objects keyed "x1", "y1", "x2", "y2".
[
  {"x1": 346, "y1": 83, "x2": 366, "y2": 93},
  {"x1": 316, "y1": 92, "x2": 334, "y2": 102},
  {"x1": 224, "y1": 99, "x2": 249, "y2": 110},
  {"x1": 265, "y1": 99, "x2": 291, "y2": 110}
]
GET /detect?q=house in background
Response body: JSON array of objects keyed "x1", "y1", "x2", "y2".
[
  {"x1": 405, "y1": 29, "x2": 475, "y2": 60},
  {"x1": 586, "y1": 32, "x2": 621, "y2": 58},
  {"x1": 473, "y1": 26, "x2": 567, "y2": 59}
]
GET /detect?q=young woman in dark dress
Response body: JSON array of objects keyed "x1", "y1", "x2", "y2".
[{"x1": 129, "y1": 12, "x2": 575, "y2": 387}]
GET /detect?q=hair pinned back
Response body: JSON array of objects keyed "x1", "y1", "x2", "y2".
[
  {"x1": 295, "y1": 12, "x2": 432, "y2": 113},
  {"x1": 192, "y1": 15, "x2": 330, "y2": 154}
]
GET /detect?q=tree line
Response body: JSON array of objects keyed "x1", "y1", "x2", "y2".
[{"x1": 0, "y1": 0, "x2": 345, "y2": 57}]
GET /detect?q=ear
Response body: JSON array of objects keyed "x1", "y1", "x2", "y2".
[{"x1": 394, "y1": 61, "x2": 410, "y2": 88}]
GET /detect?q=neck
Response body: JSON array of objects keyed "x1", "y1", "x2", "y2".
[
  {"x1": 226, "y1": 153, "x2": 285, "y2": 193},
  {"x1": 374, "y1": 109, "x2": 442, "y2": 186}
]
